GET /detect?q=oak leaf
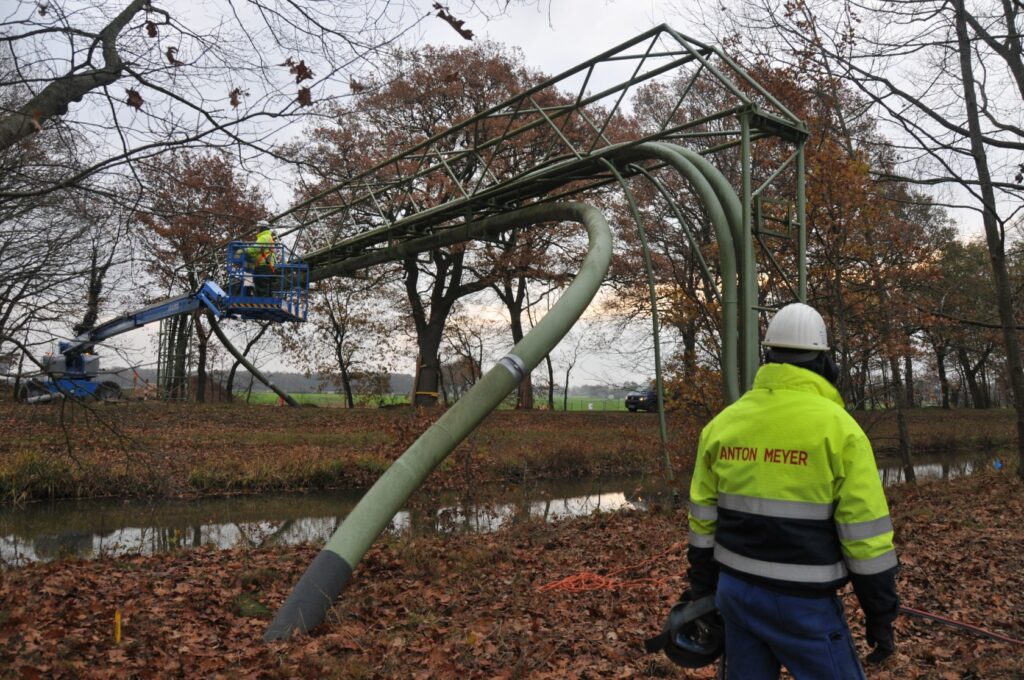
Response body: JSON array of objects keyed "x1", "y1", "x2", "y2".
[
  {"x1": 432, "y1": 3, "x2": 474, "y2": 40},
  {"x1": 228, "y1": 87, "x2": 248, "y2": 108},
  {"x1": 126, "y1": 89, "x2": 144, "y2": 110},
  {"x1": 296, "y1": 87, "x2": 312, "y2": 107},
  {"x1": 281, "y1": 57, "x2": 314, "y2": 84},
  {"x1": 146, "y1": 21, "x2": 158, "y2": 38},
  {"x1": 166, "y1": 47, "x2": 183, "y2": 66}
]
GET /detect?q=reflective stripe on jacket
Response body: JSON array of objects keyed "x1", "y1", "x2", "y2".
[
  {"x1": 247, "y1": 229, "x2": 276, "y2": 268},
  {"x1": 687, "y1": 362, "x2": 897, "y2": 596}
]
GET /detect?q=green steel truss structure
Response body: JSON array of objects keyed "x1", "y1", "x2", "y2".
[{"x1": 265, "y1": 25, "x2": 808, "y2": 639}]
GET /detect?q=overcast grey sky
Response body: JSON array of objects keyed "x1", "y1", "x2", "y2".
[
  {"x1": 106, "y1": 1, "x2": 684, "y2": 388},
  {"x1": 92, "y1": 0, "x2": 991, "y2": 390}
]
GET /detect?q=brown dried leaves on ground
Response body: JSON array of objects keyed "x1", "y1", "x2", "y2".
[{"x1": 2, "y1": 471, "x2": 1023, "y2": 678}]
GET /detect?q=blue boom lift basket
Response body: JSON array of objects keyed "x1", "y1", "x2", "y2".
[{"x1": 223, "y1": 241, "x2": 309, "y2": 323}]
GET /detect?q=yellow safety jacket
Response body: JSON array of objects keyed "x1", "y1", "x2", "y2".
[
  {"x1": 687, "y1": 363, "x2": 897, "y2": 611},
  {"x1": 247, "y1": 229, "x2": 276, "y2": 269}
]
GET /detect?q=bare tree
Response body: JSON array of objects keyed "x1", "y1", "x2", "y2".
[
  {"x1": 278, "y1": 272, "x2": 396, "y2": 408},
  {"x1": 691, "y1": 0, "x2": 1024, "y2": 478}
]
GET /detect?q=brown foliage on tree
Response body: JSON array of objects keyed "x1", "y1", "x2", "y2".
[
  {"x1": 136, "y1": 151, "x2": 267, "y2": 402},
  {"x1": 293, "y1": 43, "x2": 596, "y2": 406}
]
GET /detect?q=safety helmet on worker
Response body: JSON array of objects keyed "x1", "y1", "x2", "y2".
[
  {"x1": 644, "y1": 595, "x2": 724, "y2": 668},
  {"x1": 762, "y1": 302, "x2": 829, "y2": 352}
]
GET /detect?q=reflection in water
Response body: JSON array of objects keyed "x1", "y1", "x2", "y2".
[
  {"x1": 0, "y1": 454, "x2": 997, "y2": 567},
  {"x1": 876, "y1": 457, "x2": 990, "y2": 485},
  {"x1": 0, "y1": 481, "x2": 647, "y2": 566}
]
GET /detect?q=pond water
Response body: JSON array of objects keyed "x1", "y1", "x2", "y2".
[{"x1": 0, "y1": 453, "x2": 1000, "y2": 566}]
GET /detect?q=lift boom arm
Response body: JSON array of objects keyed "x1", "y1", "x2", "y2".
[{"x1": 60, "y1": 281, "x2": 227, "y2": 358}]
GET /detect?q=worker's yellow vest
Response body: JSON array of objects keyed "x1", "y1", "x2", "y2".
[
  {"x1": 688, "y1": 362, "x2": 896, "y2": 590},
  {"x1": 247, "y1": 230, "x2": 276, "y2": 268}
]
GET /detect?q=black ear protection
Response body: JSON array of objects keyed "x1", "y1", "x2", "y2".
[
  {"x1": 765, "y1": 348, "x2": 840, "y2": 385},
  {"x1": 821, "y1": 353, "x2": 839, "y2": 385}
]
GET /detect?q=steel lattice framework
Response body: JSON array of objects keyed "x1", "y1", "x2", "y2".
[{"x1": 263, "y1": 25, "x2": 811, "y2": 641}]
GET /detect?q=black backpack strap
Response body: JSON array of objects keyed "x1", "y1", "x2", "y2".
[{"x1": 644, "y1": 630, "x2": 670, "y2": 653}]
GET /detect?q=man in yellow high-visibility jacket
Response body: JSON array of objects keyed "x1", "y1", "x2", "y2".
[
  {"x1": 246, "y1": 223, "x2": 277, "y2": 296},
  {"x1": 686, "y1": 303, "x2": 898, "y2": 678}
]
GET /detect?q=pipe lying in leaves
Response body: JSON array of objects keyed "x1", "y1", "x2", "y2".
[{"x1": 263, "y1": 201, "x2": 612, "y2": 641}]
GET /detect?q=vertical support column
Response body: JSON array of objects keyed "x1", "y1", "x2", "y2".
[
  {"x1": 796, "y1": 143, "x2": 807, "y2": 303},
  {"x1": 600, "y1": 159, "x2": 673, "y2": 481},
  {"x1": 739, "y1": 113, "x2": 758, "y2": 392}
]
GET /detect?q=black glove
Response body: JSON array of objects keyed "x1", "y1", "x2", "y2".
[{"x1": 865, "y1": 617, "x2": 895, "y2": 664}]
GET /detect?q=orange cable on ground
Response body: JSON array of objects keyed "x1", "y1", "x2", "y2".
[{"x1": 537, "y1": 543, "x2": 685, "y2": 593}]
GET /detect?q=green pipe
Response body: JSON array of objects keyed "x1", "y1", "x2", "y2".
[
  {"x1": 311, "y1": 141, "x2": 746, "y2": 402},
  {"x1": 600, "y1": 159, "x2": 673, "y2": 481},
  {"x1": 264, "y1": 201, "x2": 612, "y2": 640},
  {"x1": 633, "y1": 167, "x2": 720, "y2": 304},
  {"x1": 205, "y1": 311, "x2": 299, "y2": 407},
  {"x1": 621, "y1": 143, "x2": 741, "y2": 403},
  {"x1": 660, "y1": 144, "x2": 748, "y2": 398}
]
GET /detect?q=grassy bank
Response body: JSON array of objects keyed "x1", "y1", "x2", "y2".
[
  {"x1": 1, "y1": 471, "x2": 1021, "y2": 678},
  {"x1": 1, "y1": 401, "x2": 694, "y2": 504},
  {"x1": 0, "y1": 400, "x2": 1017, "y2": 504}
]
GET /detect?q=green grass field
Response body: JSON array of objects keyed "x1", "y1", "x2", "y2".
[
  {"x1": 243, "y1": 392, "x2": 408, "y2": 406},
  {"x1": 242, "y1": 392, "x2": 629, "y2": 411}
]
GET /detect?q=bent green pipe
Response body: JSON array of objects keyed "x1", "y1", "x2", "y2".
[
  {"x1": 264, "y1": 201, "x2": 612, "y2": 640},
  {"x1": 620, "y1": 142, "x2": 741, "y2": 403},
  {"x1": 666, "y1": 146, "x2": 750, "y2": 389},
  {"x1": 205, "y1": 311, "x2": 299, "y2": 407}
]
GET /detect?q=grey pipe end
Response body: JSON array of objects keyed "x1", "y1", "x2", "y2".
[{"x1": 263, "y1": 550, "x2": 353, "y2": 641}]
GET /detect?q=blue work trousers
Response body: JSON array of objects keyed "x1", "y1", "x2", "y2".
[{"x1": 716, "y1": 571, "x2": 866, "y2": 680}]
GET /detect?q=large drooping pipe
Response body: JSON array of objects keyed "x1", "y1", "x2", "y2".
[
  {"x1": 619, "y1": 142, "x2": 742, "y2": 403},
  {"x1": 205, "y1": 311, "x2": 299, "y2": 407},
  {"x1": 303, "y1": 141, "x2": 748, "y2": 401},
  {"x1": 495, "y1": 142, "x2": 741, "y2": 401},
  {"x1": 264, "y1": 201, "x2": 612, "y2": 640}
]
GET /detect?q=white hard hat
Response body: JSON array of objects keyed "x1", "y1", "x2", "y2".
[{"x1": 763, "y1": 303, "x2": 829, "y2": 351}]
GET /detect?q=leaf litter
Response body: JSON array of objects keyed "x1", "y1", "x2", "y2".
[{"x1": 1, "y1": 470, "x2": 1022, "y2": 677}]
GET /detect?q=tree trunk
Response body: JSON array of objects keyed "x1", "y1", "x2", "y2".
[
  {"x1": 563, "y1": 366, "x2": 571, "y2": 412},
  {"x1": 953, "y1": 0, "x2": 1024, "y2": 480},
  {"x1": 195, "y1": 316, "x2": 208, "y2": 403},
  {"x1": 75, "y1": 248, "x2": 109, "y2": 337},
  {"x1": 171, "y1": 315, "x2": 192, "y2": 400},
  {"x1": 934, "y1": 343, "x2": 950, "y2": 409},
  {"x1": 957, "y1": 348, "x2": 986, "y2": 409},
  {"x1": 888, "y1": 355, "x2": 916, "y2": 483},
  {"x1": 340, "y1": 360, "x2": 355, "y2": 409},
  {"x1": 904, "y1": 354, "x2": 915, "y2": 407},
  {"x1": 545, "y1": 354, "x2": 555, "y2": 410},
  {"x1": 413, "y1": 325, "x2": 444, "y2": 407}
]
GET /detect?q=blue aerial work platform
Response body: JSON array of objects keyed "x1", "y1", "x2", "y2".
[
  {"x1": 21, "y1": 240, "x2": 308, "y2": 403},
  {"x1": 221, "y1": 241, "x2": 308, "y2": 323}
]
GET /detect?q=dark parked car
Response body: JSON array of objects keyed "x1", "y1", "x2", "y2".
[{"x1": 625, "y1": 390, "x2": 657, "y2": 412}]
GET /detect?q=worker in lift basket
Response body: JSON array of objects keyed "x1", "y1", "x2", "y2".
[
  {"x1": 247, "y1": 222, "x2": 277, "y2": 297},
  {"x1": 664, "y1": 303, "x2": 899, "y2": 678}
]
